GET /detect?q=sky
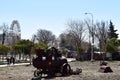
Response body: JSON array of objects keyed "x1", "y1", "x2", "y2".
[{"x1": 0, "y1": 0, "x2": 120, "y2": 39}]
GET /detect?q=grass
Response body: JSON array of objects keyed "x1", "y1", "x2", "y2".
[
  {"x1": 0, "y1": 67, "x2": 10, "y2": 72},
  {"x1": 82, "y1": 71, "x2": 93, "y2": 75}
]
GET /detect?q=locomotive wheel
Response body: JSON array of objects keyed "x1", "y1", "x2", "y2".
[
  {"x1": 61, "y1": 63, "x2": 71, "y2": 76},
  {"x1": 34, "y1": 69, "x2": 42, "y2": 77}
]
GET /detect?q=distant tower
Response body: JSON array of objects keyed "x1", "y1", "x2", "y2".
[{"x1": 10, "y1": 20, "x2": 21, "y2": 45}]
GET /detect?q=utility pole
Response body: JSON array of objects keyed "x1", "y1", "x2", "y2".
[{"x1": 85, "y1": 12, "x2": 94, "y2": 61}]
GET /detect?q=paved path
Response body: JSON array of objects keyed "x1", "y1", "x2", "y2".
[
  {"x1": 67, "y1": 58, "x2": 76, "y2": 62},
  {"x1": 0, "y1": 63, "x2": 30, "y2": 67}
]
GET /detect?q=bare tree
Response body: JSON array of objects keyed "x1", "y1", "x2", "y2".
[
  {"x1": 36, "y1": 29, "x2": 56, "y2": 44},
  {"x1": 10, "y1": 20, "x2": 21, "y2": 46},
  {"x1": 31, "y1": 34, "x2": 37, "y2": 43},
  {"x1": 85, "y1": 19, "x2": 96, "y2": 53},
  {"x1": 59, "y1": 32, "x2": 76, "y2": 50},
  {"x1": 95, "y1": 21, "x2": 109, "y2": 52},
  {"x1": 85, "y1": 19, "x2": 96, "y2": 41},
  {"x1": 59, "y1": 33, "x2": 67, "y2": 48},
  {"x1": 0, "y1": 23, "x2": 9, "y2": 45},
  {"x1": 67, "y1": 20, "x2": 86, "y2": 59}
]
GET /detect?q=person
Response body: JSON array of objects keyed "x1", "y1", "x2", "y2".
[
  {"x1": 51, "y1": 47, "x2": 62, "y2": 60},
  {"x1": 10, "y1": 56, "x2": 15, "y2": 65},
  {"x1": 6, "y1": 57, "x2": 10, "y2": 65}
]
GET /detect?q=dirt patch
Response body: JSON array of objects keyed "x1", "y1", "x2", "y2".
[{"x1": 0, "y1": 61, "x2": 120, "y2": 80}]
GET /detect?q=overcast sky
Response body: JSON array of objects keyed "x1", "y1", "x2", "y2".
[{"x1": 0, "y1": 0, "x2": 120, "y2": 39}]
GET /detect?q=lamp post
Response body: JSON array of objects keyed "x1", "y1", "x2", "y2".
[{"x1": 85, "y1": 12, "x2": 94, "y2": 61}]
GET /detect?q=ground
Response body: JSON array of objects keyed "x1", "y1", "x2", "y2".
[{"x1": 0, "y1": 61, "x2": 120, "y2": 80}]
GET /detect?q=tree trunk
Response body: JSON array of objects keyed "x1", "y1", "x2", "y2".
[
  {"x1": 29, "y1": 53, "x2": 32, "y2": 65},
  {"x1": 19, "y1": 53, "x2": 21, "y2": 60},
  {"x1": 2, "y1": 33, "x2": 5, "y2": 45}
]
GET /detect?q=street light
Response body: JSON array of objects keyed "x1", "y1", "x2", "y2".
[{"x1": 85, "y1": 12, "x2": 94, "y2": 61}]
